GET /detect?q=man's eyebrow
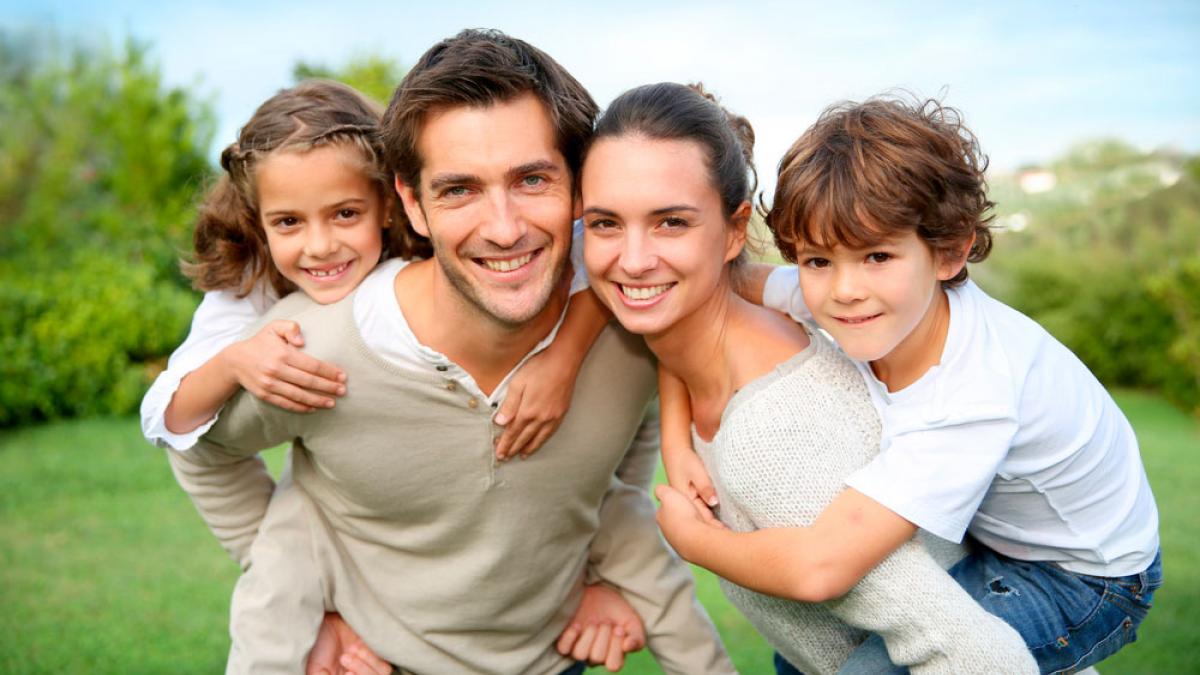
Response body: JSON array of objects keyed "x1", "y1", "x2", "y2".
[
  {"x1": 428, "y1": 172, "x2": 480, "y2": 192},
  {"x1": 507, "y1": 160, "x2": 561, "y2": 180}
]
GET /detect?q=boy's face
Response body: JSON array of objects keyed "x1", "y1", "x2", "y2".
[{"x1": 793, "y1": 229, "x2": 962, "y2": 375}]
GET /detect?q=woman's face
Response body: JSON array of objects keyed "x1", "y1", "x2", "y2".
[{"x1": 582, "y1": 135, "x2": 744, "y2": 337}]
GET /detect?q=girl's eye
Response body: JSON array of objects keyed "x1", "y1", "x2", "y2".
[
  {"x1": 275, "y1": 216, "x2": 300, "y2": 229},
  {"x1": 336, "y1": 208, "x2": 359, "y2": 220},
  {"x1": 867, "y1": 252, "x2": 892, "y2": 264}
]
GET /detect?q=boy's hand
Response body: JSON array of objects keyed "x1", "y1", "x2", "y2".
[
  {"x1": 654, "y1": 484, "x2": 727, "y2": 562},
  {"x1": 493, "y1": 351, "x2": 576, "y2": 460},
  {"x1": 306, "y1": 612, "x2": 392, "y2": 675},
  {"x1": 556, "y1": 583, "x2": 646, "y2": 672},
  {"x1": 662, "y1": 445, "x2": 720, "y2": 518},
  {"x1": 222, "y1": 320, "x2": 347, "y2": 413}
]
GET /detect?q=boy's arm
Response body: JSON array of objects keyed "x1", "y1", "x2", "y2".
[
  {"x1": 494, "y1": 288, "x2": 610, "y2": 459},
  {"x1": 734, "y1": 262, "x2": 778, "y2": 306},
  {"x1": 658, "y1": 367, "x2": 718, "y2": 511},
  {"x1": 655, "y1": 484, "x2": 916, "y2": 603}
]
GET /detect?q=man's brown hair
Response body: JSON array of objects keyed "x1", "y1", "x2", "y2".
[
  {"x1": 766, "y1": 95, "x2": 994, "y2": 285},
  {"x1": 381, "y1": 29, "x2": 599, "y2": 197}
]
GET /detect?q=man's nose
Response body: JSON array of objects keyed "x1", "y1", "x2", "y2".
[{"x1": 478, "y1": 190, "x2": 527, "y2": 249}]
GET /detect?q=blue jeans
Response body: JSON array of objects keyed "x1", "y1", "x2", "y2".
[
  {"x1": 558, "y1": 662, "x2": 586, "y2": 675},
  {"x1": 776, "y1": 548, "x2": 1163, "y2": 675}
]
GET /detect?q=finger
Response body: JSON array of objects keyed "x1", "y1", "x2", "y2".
[
  {"x1": 495, "y1": 418, "x2": 528, "y2": 461},
  {"x1": 348, "y1": 645, "x2": 393, "y2": 675},
  {"x1": 519, "y1": 425, "x2": 556, "y2": 459},
  {"x1": 266, "y1": 379, "x2": 336, "y2": 410},
  {"x1": 270, "y1": 320, "x2": 305, "y2": 347},
  {"x1": 571, "y1": 623, "x2": 598, "y2": 662},
  {"x1": 556, "y1": 622, "x2": 581, "y2": 655},
  {"x1": 506, "y1": 421, "x2": 542, "y2": 461},
  {"x1": 493, "y1": 384, "x2": 523, "y2": 428},
  {"x1": 285, "y1": 352, "x2": 347, "y2": 386},
  {"x1": 605, "y1": 627, "x2": 626, "y2": 672},
  {"x1": 279, "y1": 363, "x2": 346, "y2": 396},
  {"x1": 262, "y1": 393, "x2": 316, "y2": 414},
  {"x1": 589, "y1": 623, "x2": 613, "y2": 665}
]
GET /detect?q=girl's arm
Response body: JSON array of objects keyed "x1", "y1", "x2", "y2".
[
  {"x1": 655, "y1": 484, "x2": 916, "y2": 603},
  {"x1": 658, "y1": 367, "x2": 719, "y2": 512},
  {"x1": 164, "y1": 319, "x2": 346, "y2": 433},
  {"x1": 494, "y1": 288, "x2": 610, "y2": 459}
]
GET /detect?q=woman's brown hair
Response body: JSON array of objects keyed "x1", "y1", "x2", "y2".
[
  {"x1": 185, "y1": 79, "x2": 431, "y2": 297},
  {"x1": 766, "y1": 95, "x2": 994, "y2": 286}
]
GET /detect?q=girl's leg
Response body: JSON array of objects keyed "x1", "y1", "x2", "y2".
[{"x1": 947, "y1": 546, "x2": 1162, "y2": 674}]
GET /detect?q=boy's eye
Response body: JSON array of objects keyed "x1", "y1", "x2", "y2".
[
  {"x1": 867, "y1": 252, "x2": 892, "y2": 264},
  {"x1": 802, "y1": 257, "x2": 830, "y2": 269}
]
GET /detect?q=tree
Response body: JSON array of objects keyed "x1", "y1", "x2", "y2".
[{"x1": 292, "y1": 54, "x2": 406, "y2": 107}]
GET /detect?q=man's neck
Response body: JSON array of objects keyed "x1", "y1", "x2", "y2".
[{"x1": 394, "y1": 259, "x2": 569, "y2": 395}]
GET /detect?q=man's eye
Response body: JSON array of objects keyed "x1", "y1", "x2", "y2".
[
  {"x1": 444, "y1": 186, "x2": 470, "y2": 198},
  {"x1": 522, "y1": 175, "x2": 545, "y2": 187}
]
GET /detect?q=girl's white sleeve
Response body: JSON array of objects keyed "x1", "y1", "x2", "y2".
[
  {"x1": 140, "y1": 285, "x2": 274, "y2": 451},
  {"x1": 569, "y1": 218, "x2": 590, "y2": 295}
]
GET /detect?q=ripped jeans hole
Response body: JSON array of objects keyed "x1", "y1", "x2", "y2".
[{"x1": 987, "y1": 576, "x2": 1019, "y2": 596}]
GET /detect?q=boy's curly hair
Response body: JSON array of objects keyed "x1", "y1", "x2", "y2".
[{"x1": 766, "y1": 94, "x2": 994, "y2": 285}]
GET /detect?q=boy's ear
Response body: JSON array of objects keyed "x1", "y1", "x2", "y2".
[
  {"x1": 937, "y1": 231, "x2": 976, "y2": 281},
  {"x1": 396, "y1": 176, "x2": 429, "y2": 238},
  {"x1": 724, "y1": 201, "x2": 752, "y2": 263}
]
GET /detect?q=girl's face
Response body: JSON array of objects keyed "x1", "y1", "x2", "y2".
[
  {"x1": 582, "y1": 135, "x2": 745, "y2": 337},
  {"x1": 256, "y1": 144, "x2": 386, "y2": 304}
]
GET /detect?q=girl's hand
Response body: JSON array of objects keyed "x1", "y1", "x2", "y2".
[
  {"x1": 654, "y1": 484, "x2": 727, "y2": 562},
  {"x1": 306, "y1": 612, "x2": 392, "y2": 675},
  {"x1": 556, "y1": 583, "x2": 646, "y2": 672},
  {"x1": 221, "y1": 320, "x2": 346, "y2": 413},
  {"x1": 493, "y1": 350, "x2": 577, "y2": 461}
]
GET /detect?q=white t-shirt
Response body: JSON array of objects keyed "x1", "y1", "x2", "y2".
[
  {"x1": 141, "y1": 224, "x2": 590, "y2": 450},
  {"x1": 763, "y1": 267, "x2": 1159, "y2": 577}
]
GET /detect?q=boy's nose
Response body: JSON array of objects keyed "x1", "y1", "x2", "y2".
[{"x1": 830, "y1": 266, "x2": 867, "y2": 303}]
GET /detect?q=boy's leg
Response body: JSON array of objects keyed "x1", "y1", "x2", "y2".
[{"x1": 947, "y1": 546, "x2": 1162, "y2": 674}]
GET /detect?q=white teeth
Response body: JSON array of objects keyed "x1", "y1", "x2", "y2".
[
  {"x1": 621, "y1": 284, "x2": 672, "y2": 301},
  {"x1": 308, "y1": 262, "x2": 349, "y2": 278},
  {"x1": 482, "y1": 253, "x2": 533, "y2": 272}
]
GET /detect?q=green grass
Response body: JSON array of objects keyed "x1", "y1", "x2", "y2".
[{"x1": 0, "y1": 390, "x2": 1195, "y2": 674}]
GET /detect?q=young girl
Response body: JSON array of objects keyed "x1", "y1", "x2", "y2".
[
  {"x1": 584, "y1": 82, "x2": 1036, "y2": 674},
  {"x1": 657, "y1": 95, "x2": 1162, "y2": 674},
  {"x1": 143, "y1": 80, "x2": 653, "y2": 674}
]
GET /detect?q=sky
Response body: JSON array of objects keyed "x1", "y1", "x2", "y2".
[{"x1": 5, "y1": 0, "x2": 1199, "y2": 194}]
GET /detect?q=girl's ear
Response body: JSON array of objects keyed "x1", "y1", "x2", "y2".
[
  {"x1": 396, "y1": 176, "x2": 429, "y2": 238},
  {"x1": 937, "y1": 231, "x2": 976, "y2": 281},
  {"x1": 724, "y1": 201, "x2": 752, "y2": 263}
]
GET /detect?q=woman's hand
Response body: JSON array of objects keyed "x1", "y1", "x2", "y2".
[
  {"x1": 306, "y1": 612, "x2": 392, "y2": 675},
  {"x1": 556, "y1": 583, "x2": 646, "y2": 672},
  {"x1": 493, "y1": 349, "x2": 577, "y2": 460},
  {"x1": 221, "y1": 320, "x2": 346, "y2": 413}
]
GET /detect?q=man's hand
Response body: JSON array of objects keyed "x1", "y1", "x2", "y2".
[
  {"x1": 307, "y1": 612, "x2": 392, "y2": 675},
  {"x1": 654, "y1": 484, "x2": 727, "y2": 562},
  {"x1": 556, "y1": 583, "x2": 646, "y2": 672}
]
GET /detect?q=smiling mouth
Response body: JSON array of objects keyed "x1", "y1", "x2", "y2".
[
  {"x1": 835, "y1": 313, "x2": 882, "y2": 325},
  {"x1": 619, "y1": 283, "x2": 675, "y2": 301},
  {"x1": 304, "y1": 261, "x2": 352, "y2": 279},
  {"x1": 477, "y1": 251, "x2": 537, "y2": 273}
]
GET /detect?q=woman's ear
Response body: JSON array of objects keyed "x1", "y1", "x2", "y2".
[
  {"x1": 396, "y1": 176, "x2": 429, "y2": 238},
  {"x1": 724, "y1": 201, "x2": 752, "y2": 263}
]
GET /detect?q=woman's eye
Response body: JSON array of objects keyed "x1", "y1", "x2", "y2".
[
  {"x1": 661, "y1": 217, "x2": 688, "y2": 230},
  {"x1": 867, "y1": 252, "x2": 892, "y2": 264},
  {"x1": 586, "y1": 218, "x2": 618, "y2": 231}
]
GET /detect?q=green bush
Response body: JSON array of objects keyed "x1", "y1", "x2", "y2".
[
  {"x1": 985, "y1": 145, "x2": 1200, "y2": 416},
  {"x1": 0, "y1": 31, "x2": 213, "y2": 426}
]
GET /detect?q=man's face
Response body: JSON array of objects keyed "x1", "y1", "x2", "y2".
[{"x1": 397, "y1": 93, "x2": 574, "y2": 328}]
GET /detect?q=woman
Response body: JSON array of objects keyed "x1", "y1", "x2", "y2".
[{"x1": 579, "y1": 82, "x2": 1036, "y2": 675}]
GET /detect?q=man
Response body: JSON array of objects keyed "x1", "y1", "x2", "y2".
[{"x1": 169, "y1": 29, "x2": 734, "y2": 675}]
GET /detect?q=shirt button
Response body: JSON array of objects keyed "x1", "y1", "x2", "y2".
[
  {"x1": 436, "y1": 365, "x2": 449, "y2": 372},
  {"x1": 467, "y1": 397, "x2": 479, "y2": 409},
  {"x1": 444, "y1": 381, "x2": 457, "y2": 392}
]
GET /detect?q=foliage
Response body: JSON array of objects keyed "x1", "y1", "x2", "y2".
[
  {"x1": 292, "y1": 54, "x2": 406, "y2": 107},
  {"x1": 0, "y1": 30, "x2": 214, "y2": 425},
  {"x1": 981, "y1": 143, "x2": 1200, "y2": 416}
]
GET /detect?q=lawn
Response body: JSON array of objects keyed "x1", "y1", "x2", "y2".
[{"x1": 0, "y1": 390, "x2": 1194, "y2": 674}]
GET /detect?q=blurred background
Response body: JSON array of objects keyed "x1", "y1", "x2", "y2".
[{"x1": 1, "y1": 1, "x2": 1197, "y2": 673}]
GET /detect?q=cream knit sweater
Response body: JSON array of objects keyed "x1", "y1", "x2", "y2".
[{"x1": 693, "y1": 328, "x2": 1037, "y2": 674}]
